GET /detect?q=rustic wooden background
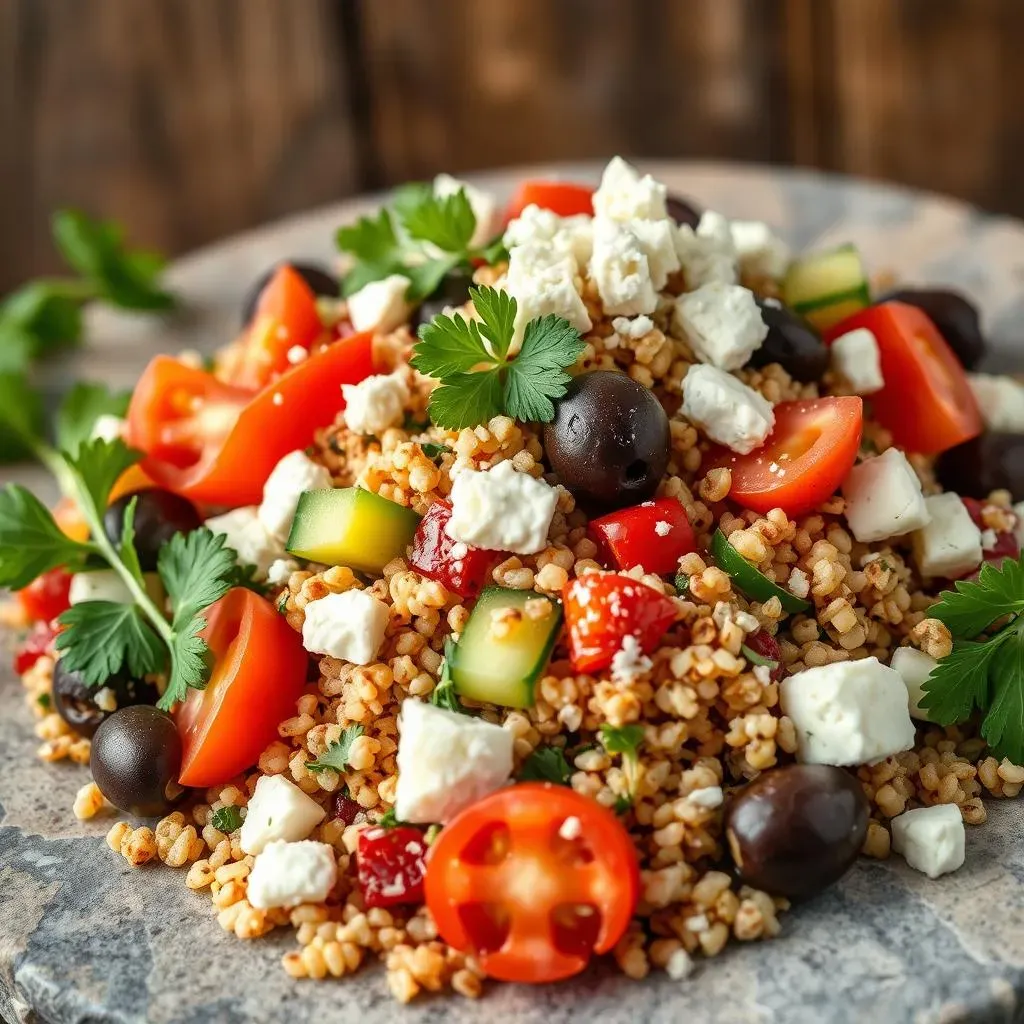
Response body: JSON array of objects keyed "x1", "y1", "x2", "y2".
[{"x1": 2, "y1": 0, "x2": 1023, "y2": 293}]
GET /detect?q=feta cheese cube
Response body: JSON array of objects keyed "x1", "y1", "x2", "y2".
[
  {"x1": 696, "y1": 210, "x2": 736, "y2": 251},
  {"x1": 267, "y1": 558, "x2": 300, "y2": 586},
  {"x1": 446, "y1": 460, "x2": 557, "y2": 555},
  {"x1": 240, "y1": 774, "x2": 327, "y2": 855},
  {"x1": 205, "y1": 506, "x2": 282, "y2": 580},
  {"x1": 589, "y1": 219, "x2": 658, "y2": 316},
  {"x1": 842, "y1": 448, "x2": 931, "y2": 543},
  {"x1": 503, "y1": 206, "x2": 592, "y2": 269},
  {"x1": 69, "y1": 569, "x2": 135, "y2": 606},
  {"x1": 631, "y1": 218, "x2": 681, "y2": 290},
  {"x1": 968, "y1": 374, "x2": 1024, "y2": 432},
  {"x1": 779, "y1": 657, "x2": 916, "y2": 766},
  {"x1": 830, "y1": 327, "x2": 885, "y2": 395},
  {"x1": 673, "y1": 283, "x2": 768, "y2": 371},
  {"x1": 505, "y1": 243, "x2": 592, "y2": 342},
  {"x1": 889, "y1": 647, "x2": 938, "y2": 723},
  {"x1": 347, "y1": 274, "x2": 412, "y2": 334},
  {"x1": 729, "y1": 220, "x2": 791, "y2": 280},
  {"x1": 890, "y1": 804, "x2": 965, "y2": 879},
  {"x1": 90, "y1": 414, "x2": 126, "y2": 443},
  {"x1": 342, "y1": 373, "x2": 410, "y2": 435},
  {"x1": 680, "y1": 364, "x2": 774, "y2": 454},
  {"x1": 592, "y1": 156, "x2": 669, "y2": 223},
  {"x1": 301, "y1": 589, "x2": 390, "y2": 665},
  {"x1": 912, "y1": 492, "x2": 983, "y2": 579},
  {"x1": 394, "y1": 699, "x2": 514, "y2": 823},
  {"x1": 675, "y1": 221, "x2": 738, "y2": 288},
  {"x1": 247, "y1": 839, "x2": 337, "y2": 909},
  {"x1": 433, "y1": 173, "x2": 496, "y2": 249},
  {"x1": 258, "y1": 450, "x2": 333, "y2": 541},
  {"x1": 612, "y1": 315, "x2": 654, "y2": 339}
]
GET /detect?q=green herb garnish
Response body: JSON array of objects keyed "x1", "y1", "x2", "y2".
[
  {"x1": 741, "y1": 643, "x2": 779, "y2": 671},
  {"x1": 210, "y1": 806, "x2": 244, "y2": 833},
  {"x1": 430, "y1": 640, "x2": 468, "y2": 715},
  {"x1": 600, "y1": 723, "x2": 644, "y2": 806},
  {"x1": 420, "y1": 442, "x2": 452, "y2": 461},
  {"x1": 305, "y1": 724, "x2": 366, "y2": 774},
  {"x1": 519, "y1": 745, "x2": 572, "y2": 785}
]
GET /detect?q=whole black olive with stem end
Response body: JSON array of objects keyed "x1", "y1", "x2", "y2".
[
  {"x1": 90, "y1": 705, "x2": 185, "y2": 816},
  {"x1": 880, "y1": 288, "x2": 985, "y2": 369},
  {"x1": 936, "y1": 433, "x2": 1024, "y2": 501},
  {"x1": 52, "y1": 660, "x2": 159, "y2": 738},
  {"x1": 104, "y1": 489, "x2": 202, "y2": 572},
  {"x1": 240, "y1": 261, "x2": 339, "y2": 326},
  {"x1": 749, "y1": 299, "x2": 830, "y2": 383},
  {"x1": 666, "y1": 194, "x2": 703, "y2": 230},
  {"x1": 543, "y1": 370, "x2": 670, "y2": 510},
  {"x1": 413, "y1": 267, "x2": 475, "y2": 331}
]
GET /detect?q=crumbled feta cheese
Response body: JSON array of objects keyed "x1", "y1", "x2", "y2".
[
  {"x1": 89, "y1": 414, "x2": 126, "y2": 443},
  {"x1": 831, "y1": 327, "x2": 885, "y2": 395},
  {"x1": 446, "y1": 461, "x2": 557, "y2": 555},
  {"x1": 505, "y1": 243, "x2": 592, "y2": 342},
  {"x1": 610, "y1": 634, "x2": 653, "y2": 683},
  {"x1": 558, "y1": 815, "x2": 583, "y2": 840},
  {"x1": 267, "y1": 558, "x2": 300, "y2": 586},
  {"x1": 729, "y1": 220, "x2": 791, "y2": 280},
  {"x1": 675, "y1": 218, "x2": 738, "y2": 289},
  {"x1": 779, "y1": 657, "x2": 916, "y2": 766},
  {"x1": 302, "y1": 589, "x2": 389, "y2": 665},
  {"x1": 433, "y1": 173, "x2": 496, "y2": 248},
  {"x1": 394, "y1": 699, "x2": 514, "y2": 823},
  {"x1": 981, "y1": 528, "x2": 998, "y2": 551},
  {"x1": 788, "y1": 567, "x2": 810, "y2": 599},
  {"x1": 968, "y1": 374, "x2": 1024, "y2": 432},
  {"x1": 247, "y1": 839, "x2": 337, "y2": 909},
  {"x1": 673, "y1": 283, "x2": 768, "y2": 371},
  {"x1": 654, "y1": 520, "x2": 672, "y2": 537},
  {"x1": 912, "y1": 492, "x2": 983, "y2": 579},
  {"x1": 342, "y1": 373, "x2": 410, "y2": 435},
  {"x1": 258, "y1": 449, "x2": 333, "y2": 541},
  {"x1": 240, "y1": 775, "x2": 327, "y2": 855},
  {"x1": 891, "y1": 804, "x2": 965, "y2": 879},
  {"x1": 753, "y1": 664, "x2": 772, "y2": 686},
  {"x1": 592, "y1": 156, "x2": 669, "y2": 223},
  {"x1": 665, "y1": 948, "x2": 695, "y2": 981},
  {"x1": 503, "y1": 205, "x2": 592, "y2": 268},
  {"x1": 842, "y1": 448, "x2": 931, "y2": 543},
  {"x1": 686, "y1": 786, "x2": 724, "y2": 809},
  {"x1": 631, "y1": 218, "x2": 681, "y2": 290},
  {"x1": 612, "y1": 315, "x2": 654, "y2": 339},
  {"x1": 680, "y1": 364, "x2": 775, "y2": 454},
  {"x1": 205, "y1": 506, "x2": 282, "y2": 580},
  {"x1": 589, "y1": 219, "x2": 658, "y2": 316},
  {"x1": 69, "y1": 570, "x2": 134, "y2": 606},
  {"x1": 696, "y1": 210, "x2": 734, "y2": 249},
  {"x1": 889, "y1": 647, "x2": 938, "y2": 723},
  {"x1": 347, "y1": 274, "x2": 412, "y2": 334},
  {"x1": 286, "y1": 344, "x2": 308, "y2": 364}
]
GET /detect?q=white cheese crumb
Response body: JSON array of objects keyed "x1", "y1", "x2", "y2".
[
  {"x1": 267, "y1": 558, "x2": 301, "y2": 586},
  {"x1": 654, "y1": 520, "x2": 672, "y2": 537},
  {"x1": 673, "y1": 282, "x2": 768, "y2": 371},
  {"x1": 592, "y1": 156, "x2": 669, "y2": 223},
  {"x1": 558, "y1": 815, "x2": 583, "y2": 840},
  {"x1": 842, "y1": 448, "x2": 931, "y2": 543},
  {"x1": 247, "y1": 839, "x2": 337, "y2": 909},
  {"x1": 981, "y1": 528, "x2": 998, "y2": 551},
  {"x1": 589, "y1": 219, "x2": 658, "y2": 316},
  {"x1": 610, "y1": 634, "x2": 653, "y2": 683},
  {"x1": 729, "y1": 220, "x2": 791, "y2": 279},
  {"x1": 889, "y1": 647, "x2": 938, "y2": 723},
  {"x1": 258, "y1": 449, "x2": 333, "y2": 541},
  {"x1": 680, "y1": 364, "x2": 775, "y2": 454},
  {"x1": 684, "y1": 914, "x2": 710, "y2": 933},
  {"x1": 505, "y1": 242, "x2": 592, "y2": 343},
  {"x1": 301, "y1": 589, "x2": 390, "y2": 665},
  {"x1": 968, "y1": 374, "x2": 1024, "y2": 432},
  {"x1": 286, "y1": 345, "x2": 308, "y2": 365},
  {"x1": 204, "y1": 506, "x2": 283, "y2": 580},
  {"x1": 788, "y1": 567, "x2": 810, "y2": 599},
  {"x1": 831, "y1": 327, "x2": 885, "y2": 395},
  {"x1": 891, "y1": 804, "x2": 966, "y2": 879},
  {"x1": 612, "y1": 314, "x2": 655, "y2": 339},
  {"x1": 686, "y1": 786, "x2": 724, "y2": 809},
  {"x1": 753, "y1": 665, "x2": 772, "y2": 686},
  {"x1": 240, "y1": 775, "x2": 327, "y2": 855},
  {"x1": 342, "y1": 373, "x2": 409, "y2": 435},
  {"x1": 912, "y1": 492, "x2": 983, "y2": 579},
  {"x1": 346, "y1": 274, "x2": 412, "y2": 334},
  {"x1": 272, "y1": 392, "x2": 284, "y2": 406},
  {"x1": 675, "y1": 217, "x2": 738, "y2": 289},
  {"x1": 665, "y1": 948, "x2": 695, "y2": 980}
]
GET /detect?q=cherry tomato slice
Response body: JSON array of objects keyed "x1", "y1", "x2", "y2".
[
  {"x1": 357, "y1": 826, "x2": 428, "y2": 908},
  {"x1": 17, "y1": 568, "x2": 72, "y2": 623},
  {"x1": 425, "y1": 783, "x2": 640, "y2": 984},
  {"x1": 825, "y1": 302, "x2": 982, "y2": 455},
  {"x1": 709, "y1": 397, "x2": 863, "y2": 517},
  {"x1": 407, "y1": 500, "x2": 496, "y2": 598},
  {"x1": 175, "y1": 588, "x2": 308, "y2": 787},
  {"x1": 505, "y1": 181, "x2": 594, "y2": 222},
  {"x1": 14, "y1": 618, "x2": 59, "y2": 674},
  {"x1": 563, "y1": 573, "x2": 677, "y2": 674},
  {"x1": 589, "y1": 498, "x2": 697, "y2": 576}
]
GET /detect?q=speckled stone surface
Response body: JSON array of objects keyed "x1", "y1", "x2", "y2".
[{"x1": 2, "y1": 163, "x2": 1023, "y2": 1024}]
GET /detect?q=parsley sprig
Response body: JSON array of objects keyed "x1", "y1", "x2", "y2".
[
  {"x1": 210, "y1": 805, "x2": 244, "y2": 833},
  {"x1": 305, "y1": 725, "x2": 365, "y2": 774},
  {"x1": 411, "y1": 286, "x2": 585, "y2": 429},
  {"x1": 921, "y1": 556, "x2": 1024, "y2": 763},
  {"x1": 430, "y1": 639, "x2": 470, "y2": 715},
  {"x1": 519, "y1": 745, "x2": 572, "y2": 785},
  {"x1": 599, "y1": 723, "x2": 644, "y2": 809}
]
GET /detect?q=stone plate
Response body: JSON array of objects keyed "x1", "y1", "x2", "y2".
[{"x1": 2, "y1": 163, "x2": 1023, "y2": 1024}]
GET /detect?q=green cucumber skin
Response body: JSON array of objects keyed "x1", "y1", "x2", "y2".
[
  {"x1": 711, "y1": 529, "x2": 810, "y2": 615},
  {"x1": 792, "y1": 283, "x2": 870, "y2": 315}
]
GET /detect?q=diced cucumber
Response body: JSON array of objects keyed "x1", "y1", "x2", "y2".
[
  {"x1": 69, "y1": 569, "x2": 166, "y2": 608},
  {"x1": 783, "y1": 244, "x2": 870, "y2": 331},
  {"x1": 449, "y1": 587, "x2": 562, "y2": 708},
  {"x1": 711, "y1": 529, "x2": 810, "y2": 614},
  {"x1": 286, "y1": 487, "x2": 421, "y2": 574}
]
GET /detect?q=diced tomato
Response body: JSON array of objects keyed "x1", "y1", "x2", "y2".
[
  {"x1": 126, "y1": 332, "x2": 375, "y2": 507},
  {"x1": 825, "y1": 302, "x2": 982, "y2": 455},
  {"x1": 504, "y1": 180, "x2": 594, "y2": 222},
  {"x1": 589, "y1": 498, "x2": 697, "y2": 576},
  {"x1": 743, "y1": 629, "x2": 785, "y2": 683},
  {"x1": 708, "y1": 397, "x2": 863, "y2": 517},
  {"x1": 16, "y1": 569, "x2": 72, "y2": 624},
  {"x1": 357, "y1": 826, "x2": 428, "y2": 908},
  {"x1": 425, "y1": 783, "x2": 640, "y2": 983},
  {"x1": 562, "y1": 573, "x2": 677, "y2": 674},
  {"x1": 333, "y1": 792, "x2": 362, "y2": 826},
  {"x1": 407, "y1": 500, "x2": 496, "y2": 598},
  {"x1": 175, "y1": 589, "x2": 308, "y2": 787},
  {"x1": 13, "y1": 619, "x2": 59, "y2": 675}
]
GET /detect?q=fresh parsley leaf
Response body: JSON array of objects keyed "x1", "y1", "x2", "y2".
[
  {"x1": 0, "y1": 282, "x2": 85, "y2": 363},
  {"x1": 430, "y1": 642, "x2": 468, "y2": 714},
  {"x1": 599, "y1": 723, "x2": 644, "y2": 764},
  {"x1": 519, "y1": 746, "x2": 572, "y2": 785},
  {"x1": 306, "y1": 725, "x2": 366, "y2": 774},
  {"x1": 673, "y1": 570, "x2": 690, "y2": 594},
  {"x1": 403, "y1": 255, "x2": 461, "y2": 303},
  {"x1": 37, "y1": 692, "x2": 51, "y2": 710},
  {"x1": 210, "y1": 806, "x2": 244, "y2": 833},
  {"x1": 64, "y1": 438, "x2": 142, "y2": 514},
  {"x1": 377, "y1": 807, "x2": 400, "y2": 829},
  {"x1": 504, "y1": 313, "x2": 586, "y2": 423},
  {"x1": 920, "y1": 636, "x2": 1002, "y2": 725},
  {"x1": 741, "y1": 643, "x2": 779, "y2": 670},
  {"x1": 56, "y1": 382, "x2": 130, "y2": 454},
  {"x1": 613, "y1": 794, "x2": 634, "y2": 815},
  {"x1": 0, "y1": 372, "x2": 44, "y2": 461},
  {"x1": 930, "y1": 557, "x2": 1024, "y2": 638},
  {"x1": 158, "y1": 528, "x2": 240, "y2": 628},
  {"x1": 401, "y1": 189, "x2": 476, "y2": 254},
  {"x1": 412, "y1": 308, "x2": 494, "y2": 377},
  {"x1": 982, "y1": 624, "x2": 1024, "y2": 764},
  {"x1": 336, "y1": 209, "x2": 404, "y2": 297},
  {"x1": 424, "y1": 367, "x2": 505, "y2": 432},
  {"x1": 0, "y1": 324, "x2": 35, "y2": 374},
  {"x1": 160, "y1": 615, "x2": 213, "y2": 710},
  {"x1": 420, "y1": 442, "x2": 452, "y2": 460},
  {"x1": 470, "y1": 286, "x2": 516, "y2": 361},
  {"x1": 56, "y1": 601, "x2": 166, "y2": 686},
  {"x1": 118, "y1": 496, "x2": 145, "y2": 585}
]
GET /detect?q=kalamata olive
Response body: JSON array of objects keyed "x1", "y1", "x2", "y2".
[
  {"x1": 543, "y1": 370, "x2": 670, "y2": 509},
  {"x1": 240, "y1": 261, "x2": 339, "y2": 326},
  {"x1": 880, "y1": 288, "x2": 985, "y2": 369},
  {"x1": 104, "y1": 489, "x2": 202, "y2": 571},
  {"x1": 936, "y1": 433, "x2": 1024, "y2": 501},
  {"x1": 52, "y1": 660, "x2": 158, "y2": 739},
  {"x1": 749, "y1": 298, "x2": 830, "y2": 383},
  {"x1": 412, "y1": 266, "x2": 475, "y2": 331},
  {"x1": 90, "y1": 705, "x2": 185, "y2": 816},
  {"x1": 725, "y1": 764, "x2": 869, "y2": 900},
  {"x1": 666, "y1": 194, "x2": 702, "y2": 230}
]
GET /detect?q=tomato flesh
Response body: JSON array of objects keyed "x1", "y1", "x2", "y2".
[
  {"x1": 357, "y1": 826, "x2": 428, "y2": 908},
  {"x1": 710, "y1": 397, "x2": 863, "y2": 517},
  {"x1": 505, "y1": 181, "x2": 594, "y2": 222},
  {"x1": 175, "y1": 589, "x2": 308, "y2": 787},
  {"x1": 14, "y1": 619, "x2": 59, "y2": 675},
  {"x1": 589, "y1": 498, "x2": 697, "y2": 576},
  {"x1": 425, "y1": 783, "x2": 640, "y2": 983},
  {"x1": 407, "y1": 500, "x2": 496, "y2": 598},
  {"x1": 17, "y1": 568, "x2": 73, "y2": 624}
]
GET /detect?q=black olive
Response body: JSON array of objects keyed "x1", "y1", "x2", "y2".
[
  {"x1": 725, "y1": 764, "x2": 869, "y2": 900},
  {"x1": 880, "y1": 288, "x2": 985, "y2": 369},
  {"x1": 666, "y1": 194, "x2": 703, "y2": 230},
  {"x1": 52, "y1": 660, "x2": 158, "y2": 739},
  {"x1": 543, "y1": 370, "x2": 670, "y2": 509},
  {"x1": 240, "y1": 261, "x2": 339, "y2": 326},
  {"x1": 936, "y1": 433, "x2": 1024, "y2": 501},
  {"x1": 412, "y1": 266, "x2": 475, "y2": 331},
  {"x1": 90, "y1": 705, "x2": 185, "y2": 816},
  {"x1": 749, "y1": 299, "x2": 830, "y2": 383},
  {"x1": 104, "y1": 489, "x2": 202, "y2": 571}
]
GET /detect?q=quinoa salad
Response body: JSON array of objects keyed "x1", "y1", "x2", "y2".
[{"x1": 3, "y1": 157, "x2": 1024, "y2": 1004}]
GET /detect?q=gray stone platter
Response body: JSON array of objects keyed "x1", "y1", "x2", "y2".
[{"x1": 1, "y1": 162, "x2": 1023, "y2": 1024}]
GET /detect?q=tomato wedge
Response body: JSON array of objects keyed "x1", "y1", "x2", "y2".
[
  {"x1": 175, "y1": 588, "x2": 308, "y2": 787},
  {"x1": 16, "y1": 568, "x2": 72, "y2": 623},
  {"x1": 126, "y1": 332, "x2": 375, "y2": 506},
  {"x1": 589, "y1": 498, "x2": 697, "y2": 576},
  {"x1": 825, "y1": 301, "x2": 982, "y2": 455},
  {"x1": 425, "y1": 783, "x2": 639, "y2": 983},
  {"x1": 709, "y1": 397, "x2": 863, "y2": 517},
  {"x1": 505, "y1": 180, "x2": 594, "y2": 222}
]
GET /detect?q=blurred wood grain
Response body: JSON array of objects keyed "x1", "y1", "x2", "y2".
[{"x1": 2, "y1": 0, "x2": 1024, "y2": 292}]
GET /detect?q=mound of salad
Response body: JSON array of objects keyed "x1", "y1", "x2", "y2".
[{"x1": 3, "y1": 158, "x2": 1024, "y2": 1001}]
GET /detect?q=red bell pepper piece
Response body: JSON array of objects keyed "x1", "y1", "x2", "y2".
[
  {"x1": 357, "y1": 826, "x2": 428, "y2": 908},
  {"x1": 14, "y1": 619, "x2": 59, "y2": 675},
  {"x1": 504, "y1": 180, "x2": 594, "y2": 222},
  {"x1": 589, "y1": 498, "x2": 697, "y2": 575},
  {"x1": 16, "y1": 568, "x2": 72, "y2": 623},
  {"x1": 407, "y1": 500, "x2": 496, "y2": 598}
]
